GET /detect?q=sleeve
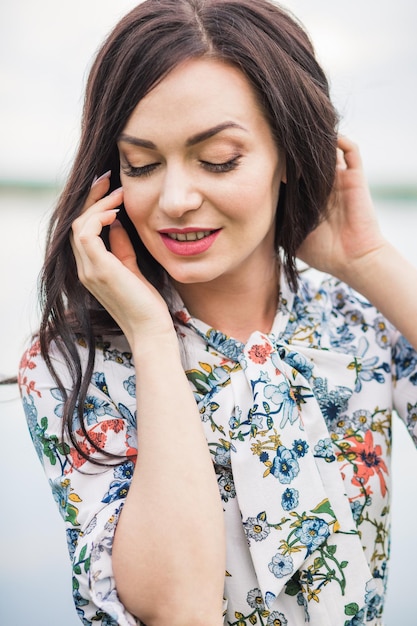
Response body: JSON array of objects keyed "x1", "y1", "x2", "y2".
[
  {"x1": 18, "y1": 338, "x2": 142, "y2": 626},
  {"x1": 391, "y1": 330, "x2": 417, "y2": 446}
]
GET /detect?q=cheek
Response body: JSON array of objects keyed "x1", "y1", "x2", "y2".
[{"x1": 122, "y1": 185, "x2": 155, "y2": 226}]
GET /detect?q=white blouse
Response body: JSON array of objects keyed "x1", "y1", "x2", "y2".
[{"x1": 19, "y1": 272, "x2": 417, "y2": 625}]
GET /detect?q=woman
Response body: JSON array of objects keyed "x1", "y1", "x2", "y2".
[{"x1": 18, "y1": 1, "x2": 417, "y2": 625}]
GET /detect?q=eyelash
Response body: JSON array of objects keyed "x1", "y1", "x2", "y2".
[{"x1": 121, "y1": 156, "x2": 242, "y2": 178}]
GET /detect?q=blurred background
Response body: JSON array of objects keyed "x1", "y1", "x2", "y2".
[{"x1": 0, "y1": 1, "x2": 416, "y2": 624}]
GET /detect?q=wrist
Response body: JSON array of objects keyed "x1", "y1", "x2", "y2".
[
  {"x1": 332, "y1": 240, "x2": 393, "y2": 294},
  {"x1": 129, "y1": 326, "x2": 181, "y2": 362}
]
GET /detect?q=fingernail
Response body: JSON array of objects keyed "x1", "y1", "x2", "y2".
[
  {"x1": 91, "y1": 170, "x2": 111, "y2": 187},
  {"x1": 109, "y1": 186, "x2": 123, "y2": 195}
]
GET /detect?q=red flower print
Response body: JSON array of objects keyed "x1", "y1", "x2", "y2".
[
  {"x1": 101, "y1": 419, "x2": 125, "y2": 434},
  {"x1": 175, "y1": 310, "x2": 191, "y2": 325},
  {"x1": 248, "y1": 342, "x2": 273, "y2": 364},
  {"x1": 341, "y1": 430, "x2": 388, "y2": 497},
  {"x1": 69, "y1": 445, "x2": 89, "y2": 470}
]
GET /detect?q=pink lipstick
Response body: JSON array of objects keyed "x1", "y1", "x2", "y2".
[{"x1": 159, "y1": 228, "x2": 221, "y2": 256}]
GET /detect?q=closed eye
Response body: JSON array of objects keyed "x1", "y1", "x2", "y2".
[
  {"x1": 200, "y1": 156, "x2": 242, "y2": 173},
  {"x1": 121, "y1": 162, "x2": 160, "y2": 178}
]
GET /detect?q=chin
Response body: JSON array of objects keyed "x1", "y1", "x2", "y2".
[{"x1": 164, "y1": 264, "x2": 223, "y2": 286}]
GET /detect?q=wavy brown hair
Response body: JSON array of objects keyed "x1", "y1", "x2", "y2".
[{"x1": 40, "y1": 0, "x2": 338, "y2": 462}]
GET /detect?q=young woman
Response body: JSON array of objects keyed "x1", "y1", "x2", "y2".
[{"x1": 18, "y1": 1, "x2": 417, "y2": 625}]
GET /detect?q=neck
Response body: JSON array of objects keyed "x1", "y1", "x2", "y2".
[{"x1": 173, "y1": 261, "x2": 280, "y2": 343}]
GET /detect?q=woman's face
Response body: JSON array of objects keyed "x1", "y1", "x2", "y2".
[{"x1": 117, "y1": 58, "x2": 285, "y2": 289}]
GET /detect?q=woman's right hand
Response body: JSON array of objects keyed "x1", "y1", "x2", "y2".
[{"x1": 71, "y1": 174, "x2": 175, "y2": 349}]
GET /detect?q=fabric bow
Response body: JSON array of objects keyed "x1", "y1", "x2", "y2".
[{"x1": 172, "y1": 282, "x2": 372, "y2": 623}]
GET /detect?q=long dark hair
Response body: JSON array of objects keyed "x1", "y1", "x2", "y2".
[{"x1": 40, "y1": 0, "x2": 338, "y2": 462}]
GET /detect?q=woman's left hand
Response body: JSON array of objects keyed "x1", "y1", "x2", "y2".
[
  {"x1": 297, "y1": 135, "x2": 387, "y2": 283},
  {"x1": 298, "y1": 135, "x2": 417, "y2": 349}
]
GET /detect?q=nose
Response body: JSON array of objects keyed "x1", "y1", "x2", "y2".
[{"x1": 158, "y1": 163, "x2": 203, "y2": 218}]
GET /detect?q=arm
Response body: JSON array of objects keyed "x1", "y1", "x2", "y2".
[
  {"x1": 297, "y1": 135, "x2": 417, "y2": 349},
  {"x1": 71, "y1": 178, "x2": 225, "y2": 626}
]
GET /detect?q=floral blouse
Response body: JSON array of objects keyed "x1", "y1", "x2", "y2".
[{"x1": 19, "y1": 272, "x2": 417, "y2": 626}]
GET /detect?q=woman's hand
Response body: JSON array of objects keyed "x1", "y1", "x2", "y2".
[
  {"x1": 298, "y1": 136, "x2": 417, "y2": 348},
  {"x1": 71, "y1": 174, "x2": 174, "y2": 348},
  {"x1": 297, "y1": 135, "x2": 388, "y2": 284}
]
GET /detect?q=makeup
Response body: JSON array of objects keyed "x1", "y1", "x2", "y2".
[{"x1": 159, "y1": 228, "x2": 221, "y2": 256}]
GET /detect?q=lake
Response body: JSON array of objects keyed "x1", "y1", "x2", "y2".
[{"x1": 1, "y1": 187, "x2": 417, "y2": 625}]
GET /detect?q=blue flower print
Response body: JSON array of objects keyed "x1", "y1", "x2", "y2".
[
  {"x1": 284, "y1": 351, "x2": 314, "y2": 380},
  {"x1": 103, "y1": 346, "x2": 133, "y2": 367},
  {"x1": 373, "y1": 316, "x2": 390, "y2": 349},
  {"x1": 123, "y1": 374, "x2": 136, "y2": 397},
  {"x1": 271, "y1": 446, "x2": 300, "y2": 484},
  {"x1": 101, "y1": 481, "x2": 130, "y2": 504},
  {"x1": 101, "y1": 462, "x2": 134, "y2": 504},
  {"x1": 217, "y1": 467, "x2": 236, "y2": 502},
  {"x1": 281, "y1": 487, "x2": 299, "y2": 511},
  {"x1": 66, "y1": 528, "x2": 82, "y2": 559},
  {"x1": 294, "y1": 518, "x2": 330, "y2": 554},
  {"x1": 351, "y1": 409, "x2": 372, "y2": 431},
  {"x1": 51, "y1": 387, "x2": 79, "y2": 423},
  {"x1": 49, "y1": 476, "x2": 71, "y2": 519},
  {"x1": 331, "y1": 287, "x2": 348, "y2": 310},
  {"x1": 83, "y1": 396, "x2": 109, "y2": 425},
  {"x1": 246, "y1": 587, "x2": 265, "y2": 611},
  {"x1": 350, "y1": 500, "x2": 363, "y2": 523},
  {"x1": 214, "y1": 444, "x2": 231, "y2": 466},
  {"x1": 350, "y1": 337, "x2": 390, "y2": 392},
  {"x1": 267, "y1": 611, "x2": 288, "y2": 626},
  {"x1": 312, "y1": 377, "x2": 352, "y2": 426},
  {"x1": 264, "y1": 382, "x2": 287, "y2": 405},
  {"x1": 229, "y1": 406, "x2": 242, "y2": 430},
  {"x1": 244, "y1": 513, "x2": 271, "y2": 542},
  {"x1": 314, "y1": 438, "x2": 336, "y2": 462},
  {"x1": 393, "y1": 335, "x2": 417, "y2": 380},
  {"x1": 92, "y1": 372, "x2": 109, "y2": 396},
  {"x1": 264, "y1": 382, "x2": 298, "y2": 428},
  {"x1": 292, "y1": 439, "x2": 309, "y2": 457},
  {"x1": 406, "y1": 401, "x2": 417, "y2": 442},
  {"x1": 205, "y1": 328, "x2": 244, "y2": 360},
  {"x1": 268, "y1": 552, "x2": 294, "y2": 578},
  {"x1": 345, "y1": 309, "x2": 365, "y2": 327},
  {"x1": 199, "y1": 398, "x2": 220, "y2": 423},
  {"x1": 114, "y1": 460, "x2": 134, "y2": 480},
  {"x1": 22, "y1": 394, "x2": 44, "y2": 462},
  {"x1": 364, "y1": 578, "x2": 384, "y2": 621}
]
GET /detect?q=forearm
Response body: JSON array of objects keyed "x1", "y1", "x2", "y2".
[
  {"x1": 113, "y1": 330, "x2": 225, "y2": 625},
  {"x1": 337, "y1": 241, "x2": 417, "y2": 350}
]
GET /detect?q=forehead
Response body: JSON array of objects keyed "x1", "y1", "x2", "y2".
[{"x1": 122, "y1": 57, "x2": 269, "y2": 137}]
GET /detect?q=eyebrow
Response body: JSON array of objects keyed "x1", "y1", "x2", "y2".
[{"x1": 118, "y1": 121, "x2": 247, "y2": 150}]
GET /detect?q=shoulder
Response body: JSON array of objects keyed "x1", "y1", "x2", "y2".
[
  {"x1": 286, "y1": 270, "x2": 393, "y2": 351},
  {"x1": 19, "y1": 333, "x2": 134, "y2": 384},
  {"x1": 18, "y1": 333, "x2": 138, "y2": 467}
]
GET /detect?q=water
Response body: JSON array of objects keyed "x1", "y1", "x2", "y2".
[{"x1": 1, "y1": 188, "x2": 417, "y2": 625}]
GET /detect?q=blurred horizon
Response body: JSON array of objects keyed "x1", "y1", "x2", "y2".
[{"x1": 0, "y1": 0, "x2": 416, "y2": 188}]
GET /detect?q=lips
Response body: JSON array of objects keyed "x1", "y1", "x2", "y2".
[{"x1": 159, "y1": 228, "x2": 221, "y2": 256}]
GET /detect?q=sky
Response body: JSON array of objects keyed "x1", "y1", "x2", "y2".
[{"x1": 0, "y1": 0, "x2": 416, "y2": 186}]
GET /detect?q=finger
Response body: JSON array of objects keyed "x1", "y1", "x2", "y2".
[
  {"x1": 337, "y1": 135, "x2": 362, "y2": 170},
  {"x1": 336, "y1": 147, "x2": 347, "y2": 171},
  {"x1": 84, "y1": 170, "x2": 112, "y2": 209},
  {"x1": 71, "y1": 207, "x2": 120, "y2": 276},
  {"x1": 109, "y1": 219, "x2": 143, "y2": 277},
  {"x1": 75, "y1": 187, "x2": 124, "y2": 235}
]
